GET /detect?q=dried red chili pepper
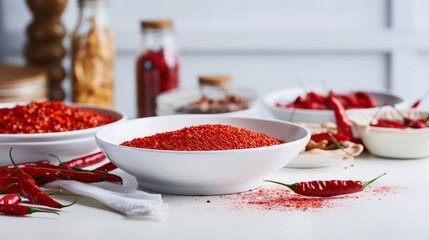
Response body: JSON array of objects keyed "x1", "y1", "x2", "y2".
[
  {"x1": 0, "y1": 194, "x2": 21, "y2": 205},
  {"x1": 9, "y1": 148, "x2": 73, "y2": 208},
  {"x1": 328, "y1": 93, "x2": 354, "y2": 139},
  {"x1": 64, "y1": 152, "x2": 106, "y2": 168},
  {"x1": 19, "y1": 167, "x2": 122, "y2": 184},
  {"x1": 411, "y1": 101, "x2": 421, "y2": 108},
  {"x1": 355, "y1": 91, "x2": 377, "y2": 108},
  {"x1": 0, "y1": 160, "x2": 50, "y2": 171},
  {"x1": 279, "y1": 91, "x2": 378, "y2": 110},
  {"x1": 264, "y1": 173, "x2": 386, "y2": 197},
  {"x1": 0, "y1": 204, "x2": 58, "y2": 216},
  {"x1": 411, "y1": 91, "x2": 429, "y2": 108},
  {"x1": 311, "y1": 132, "x2": 350, "y2": 143},
  {"x1": 94, "y1": 162, "x2": 117, "y2": 172}
]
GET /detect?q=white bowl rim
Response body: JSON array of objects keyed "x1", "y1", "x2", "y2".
[
  {"x1": 96, "y1": 115, "x2": 311, "y2": 154},
  {"x1": 263, "y1": 87, "x2": 405, "y2": 114},
  {"x1": 0, "y1": 102, "x2": 127, "y2": 138},
  {"x1": 0, "y1": 136, "x2": 96, "y2": 146}
]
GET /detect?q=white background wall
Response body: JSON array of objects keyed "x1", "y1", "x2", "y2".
[{"x1": 1, "y1": 0, "x2": 429, "y2": 118}]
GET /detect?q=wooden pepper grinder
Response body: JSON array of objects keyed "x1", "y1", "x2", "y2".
[{"x1": 24, "y1": 0, "x2": 68, "y2": 101}]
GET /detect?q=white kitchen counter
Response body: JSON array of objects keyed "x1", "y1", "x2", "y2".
[{"x1": 1, "y1": 151, "x2": 428, "y2": 240}]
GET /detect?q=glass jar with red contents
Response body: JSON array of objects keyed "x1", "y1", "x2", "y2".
[{"x1": 136, "y1": 20, "x2": 180, "y2": 117}]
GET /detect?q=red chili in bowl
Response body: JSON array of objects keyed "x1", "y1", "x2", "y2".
[
  {"x1": 276, "y1": 90, "x2": 378, "y2": 110},
  {"x1": 121, "y1": 124, "x2": 284, "y2": 151},
  {"x1": 0, "y1": 101, "x2": 114, "y2": 134}
]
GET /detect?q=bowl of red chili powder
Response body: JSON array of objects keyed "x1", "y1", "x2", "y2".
[
  {"x1": 95, "y1": 115, "x2": 310, "y2": 195},
  {"x1": 0, "y1": 101, "x2": 126, "y2": 165}
]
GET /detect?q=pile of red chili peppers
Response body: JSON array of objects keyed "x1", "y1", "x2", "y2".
[
  {"x1": 121, "y1": 124, "x2": 284, "y2": 151},
  {"x1": 0, "y1": 149, "x2": 118, "y2": 216},
  {"x1": 276, "y1": 90, "x2": 377, "y2": 110},
  {"x1": 308, "y1": 91, "x2": 361, "y2": 144},
  {"x1": 0, "y1": 101, "x2": 114, "y2": 134}
]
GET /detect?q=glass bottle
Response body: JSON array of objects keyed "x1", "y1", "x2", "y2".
[
  {"x1": 136, "y1": 20, "x2": 180, "y2": 117},
  {"x1": 71, "y1": 0, "x2": 114, "y2": 108}
]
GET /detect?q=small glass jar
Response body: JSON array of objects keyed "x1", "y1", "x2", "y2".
[
  {"x1": 136, "y1": 20, "x2": 180, "y2": 117},
  {"x1": 199, "y1": 75, "x2": 231, "y2": 100},
  {"x1": 71, "y1": 0, "x2": 114, "y2": 108},
  {"x1": 176, "y1": 75, "x2": 249, "y2": 114}
]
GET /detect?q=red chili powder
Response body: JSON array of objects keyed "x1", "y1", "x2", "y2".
[
  {"x1": 0, "y1": 101, "x2": 114, "y2": 134},
  {"x1": 200, "y1": 185, "x2": 403, "y2": 212},
  {"x1": 121, "y1": 124, "x2": 284, "y2": 151}
]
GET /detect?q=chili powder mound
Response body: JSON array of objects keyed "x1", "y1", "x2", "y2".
[
  {"x1": 201, "y1": 185, "x2": 403, "y2": 212},
  {"x1": 121, "y1": 124, "x2": 284, "y2": 151},
  {"x1": 0, "y1": 101, "x2": 114, "y2": 134}
]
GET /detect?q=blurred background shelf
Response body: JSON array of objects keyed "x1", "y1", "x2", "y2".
[{"x1": 1, "y1": 0, "x2": 429, "y2": 118}]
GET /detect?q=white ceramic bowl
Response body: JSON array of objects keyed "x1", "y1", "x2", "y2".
[
  {"x1": 0, "y1": 102, "x2": 126, "y2": 165},
  {"x1": 263, "y1": 88, "x2": 406, "y2": 123},
  {"x1": 350, "y1": 109, "x2": 429, "y2": 159},
  {"x1": 156, "y1": 88, "x2": 259, "y2": 117},
  {"x1": 286, "y1": 154, "x2": 336, "y2": 168},
  {"x1": 95, "y1": 115, "x2": 310, "y2": 195}
]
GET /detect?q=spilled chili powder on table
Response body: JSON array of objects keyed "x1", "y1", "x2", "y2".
[
  {"x1": 0, "y1": 101, "x2": 114, "y2": 134},
  {"x1": 198, "y1": 185, "x2": 403, "y2": 212},
  {"x1": 121, "y1": 124, "x2": 284, "y2": 151}
]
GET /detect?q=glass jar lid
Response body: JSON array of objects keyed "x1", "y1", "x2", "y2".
[{"x1": 141, "y1": 20, "x2": 173, "y2": 29}]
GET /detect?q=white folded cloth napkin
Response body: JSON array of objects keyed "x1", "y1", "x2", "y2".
[{"x1": 42, "y1": 180, "x2": 167, "y2": 220}]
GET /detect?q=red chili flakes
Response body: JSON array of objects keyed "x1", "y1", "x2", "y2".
[
  {"x1": 121, "y1": 124, "x2": 285, "y2": 151},
  {"x1": 0, "y1": 101, "x2": 114, "y2": 134},
  {"x1": 199, "y1": 185, "x2": 403, "y2": 212}
]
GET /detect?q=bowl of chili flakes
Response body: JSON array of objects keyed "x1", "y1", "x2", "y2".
[
  {"x1": 96, "y1": 115, "x2": 311, "y2": 195},
  {"x1": 0, "y1": 101, "x2": 126, "y2": 165}
]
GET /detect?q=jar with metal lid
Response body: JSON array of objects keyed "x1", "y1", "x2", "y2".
[
  {"x1": 136, "y1": 20, "x2": 180, "y2": 118},
  {"x1": 71, "y1": 0, "x2": 115, "y2": 108}
]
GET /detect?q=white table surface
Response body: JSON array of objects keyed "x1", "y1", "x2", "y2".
[{"x1": 2, "y1": 111, "x2": 429, "y2": 240}]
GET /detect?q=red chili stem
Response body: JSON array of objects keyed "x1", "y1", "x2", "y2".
[
  {"x1": 0, "y1": 204, "x2": 59, "y2": 216},
  {"x1": 64, "y1": 152, "x2": 106, "y2": 168}
]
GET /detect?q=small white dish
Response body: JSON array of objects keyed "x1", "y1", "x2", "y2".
[
  {"x1": 156, "y1": 88, "x2": 259, "y2": 117},
  {"x1": 96, "y1": 115, "x2": 310, "y2": 195},
  {"x1": 0, "y1": 102, "x2": 126, "y2": 165},
  {"x1": 350, "y1": 109, "x2": 429, "y2": 159},
  {"x1": 263, "y1": 88, "x2": 406, "y2": 123}
]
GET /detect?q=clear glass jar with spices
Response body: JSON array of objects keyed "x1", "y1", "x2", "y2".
[
  {"x1": 136, "y1": 20, "x2": 180, "y2": 117},
  {"x1": 71, "y1": 0, "x2": 115, "y2": 108}
]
